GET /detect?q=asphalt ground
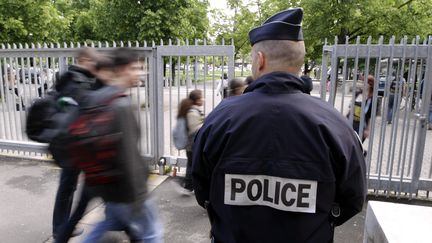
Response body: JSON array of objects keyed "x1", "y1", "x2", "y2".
[{"x1": 0, "y1": 157, "x2": 366, "y2": 243}]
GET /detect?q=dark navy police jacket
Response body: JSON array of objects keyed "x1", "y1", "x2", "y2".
[{"x1": 192, "y1": 72, "x2": 366, "y2": 243}]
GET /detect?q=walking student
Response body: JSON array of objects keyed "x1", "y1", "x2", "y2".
[
  {"x1": 192, "y1": 8, "x2": 366, "y2": 243},
  {"x1": 82, "y1": 48, "x2": 163, "y2": 243},
  {"x1": 174, "y1": 89, "x2": 204, "y2": 194},
  {"x1": 51, "y1": 47, "x2": 99, "y2": 240},
  {"x1": 347, "y1": 75, "x2": 375, "y2": 142}
]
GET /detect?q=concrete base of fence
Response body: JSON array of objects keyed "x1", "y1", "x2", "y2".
[{"x1": 363, "y1": 201, "x2": 432, "y2": 243}]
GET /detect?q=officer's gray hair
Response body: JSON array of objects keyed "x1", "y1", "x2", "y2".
[{"x1": 254, "y1": 40, "x2": 305, "y2": 71}]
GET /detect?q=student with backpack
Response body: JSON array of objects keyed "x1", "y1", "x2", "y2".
[
  {"x1": 81, "y1": 48, "x2": 163, "y2": 243},
  {"x1": 173, "y1": 90, "x2": 204, "y2": 194},
  {"x1": 53, "y1": 55, "x2": 116, "y2": 243},
  {"x1": 347, "y1": 75, "x2": 375, "y2": 142},
  {"x1": 49, "y1": 47, "x2": 99, "y2": 239}
]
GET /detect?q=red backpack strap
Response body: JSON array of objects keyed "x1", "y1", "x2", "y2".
[{"x1": 102, "y1": 92, "x2": 127, "y2": 105}]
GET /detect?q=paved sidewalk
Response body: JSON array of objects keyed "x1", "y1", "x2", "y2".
[
  {"x1": 0, "y1": 157, "x2": 366, "y2": 243},
  {"x1": 53, "y1": 174, "x2": 169, "y2": 243}
]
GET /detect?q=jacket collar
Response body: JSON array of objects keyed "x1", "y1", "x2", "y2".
[{"x1": 244, "y1": 71, "x2": 304, "y2": 94}]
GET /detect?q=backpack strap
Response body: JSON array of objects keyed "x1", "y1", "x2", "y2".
[{"x1": 102, "y1": 92, "x2": 127, "y2": 105}]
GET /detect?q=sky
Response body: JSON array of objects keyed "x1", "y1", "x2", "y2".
[{"x1": 209, "y1": 0, "x2": 228, "y2": 10}]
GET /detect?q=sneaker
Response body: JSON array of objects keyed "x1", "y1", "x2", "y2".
[
  {"x1": 170, "y1": 180, "x2": 194, "y2": 196},
  {"x1": 181, "y1": 188, "x2": 194, "y2": 196},
  {"x1": 52, "y1": 227, "x2": 84, "y2": 241},
  {"x1": 70, "y1": 227, "x2": 84, "y2": 237}
]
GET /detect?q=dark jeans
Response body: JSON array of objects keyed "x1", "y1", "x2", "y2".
[
  {"x1": 184, "y1": 151, "x2": 193, "y2": 190},
  {"x1": 387, "y1": 94, "x2": 396, "y2": 122},
  {"x1": 54, "y1": 187, "x2": 92, "y2": 243},
  {"x1": 52, "y1": 167, "x2": 80, "y2": 236}
]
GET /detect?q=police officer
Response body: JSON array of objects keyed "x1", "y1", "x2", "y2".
[{"x1": 191, "y1": 8, "x2": 366, "y2": 243}]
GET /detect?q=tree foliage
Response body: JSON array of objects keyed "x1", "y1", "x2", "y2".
[
  {"x1": 0, "y1": 0, "x2": 210, "y2": 43},
  {"x1": 0, "y1": 0, "x2": 70, "y2": 43},
  {"x1": 211, "y1": 0, "x2": 432, "y2": 64}
]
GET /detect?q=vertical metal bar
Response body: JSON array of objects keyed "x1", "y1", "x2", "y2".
[
  {"x1": 397, "y1": 37, "x2": 417, "y2": 176},
  {"x1": 328, "y1": 36, "x2": 338, "y2": 105},
  {"x1": 203, "y1": 39, "x2": 207, "y2": 115},
  {"x1": 168, "y1": 40, "x2": 173, "y2": 156},
  {"x1": 410, "y1": 36, "x2": 432, "y2": 198},
  {"x1": 194, "y1": 39, "x2": 198, "y2": 90},
  {"x1": 0, "y1": 58, "x2": 7, "y2": 139},
  {"x1": 399, "y1": 37, "x2": 421, "y2": 197},
  {"x1": 185, "y1": 40, "x2": 190, "y2": 89},
  {"x1": 367, "y1": 36, "x2": 384, "y2": 184},
  {"x1": 429, "y1": 150, "x2": 432, "y2": 178},
  {"x1": 155, "y1": 44, "x2": 165, "y2": 162},
  {"x1": 176, "y1": 41, "x2": 181, "y2": 152},
  {"x1": 320, "y1": 39, "x2": 329, "y2": 100},
  {"x1": 386, "y1": 37, "x2": 408, "y2": 195},
  {"x1": 358, "y1": 36, "x2": 372, "y2": 142},
  {"x1": 227, "y1": 42, "x2": 235, "y2": 88},
  {"x1": 386, "y1": 40, "x2": 405, "y2": 176},
  {"x1": 348, "y1": 37, "x2": 361, "y2": 126},
  {"x1": 212, "y1": 55, "x2": 216, "y2": 108},
  {"x1": 376, "y1": 36, "x2": 396, "y2": 195},
  {"x1": 11, "y1": 53, "x2": 19, "y2": 141},
  {"x1": 13, "y1": 47, "x2": 24, "y2": 141},
  {"x1": 149, "y1": 43, "x2": 156, "y2": 158},
  {"x1": 407, "y1": 55, "x2": 425, "y2": 176},
  {"x1": 2, "y1": 57, "x2": 12, "y2": 140},
  {"x1": 339, "y1": 36, "x2": 349, "y2": 115},
  {"x1": 18, "y1": 44, "x2": 28, "y2": 113}
]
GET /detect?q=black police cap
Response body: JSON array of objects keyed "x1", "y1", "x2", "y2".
[{"x1": 249, "y1": 8, "x2": 304, "y2": 46}]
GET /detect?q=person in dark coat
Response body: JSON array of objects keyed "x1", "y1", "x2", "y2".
[
  {"x1": 227, "y1": 78, "x2": 246, "y2": 97},
  {"x1": 300, "y1": 75, "x2": 313, "y2": 94},
  {"x1": 191, "y1": 8, "x2": 366, "y2": 243},
  {"x1": 51, "y1": 47, "x2": 99, "y2": 240},
  {"x1": 82, "y1": 48, "x2": 163, "y2": 243}
]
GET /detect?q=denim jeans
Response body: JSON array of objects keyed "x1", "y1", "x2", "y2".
[
  {"x1": 184, "y1": 151, "x2": 194, "y2": 190},
  {"x1": 83, "y1": 197, "x2": 163, "y2": 243},
  {"x1": 429, "y1": 103, "x2": 432, "y2": 123},
  {"x1": 387, "y1": 94, "x2": 395, "y2": 123},
  {"x1": 52, "y1": 167, "x2": 80, "y2": 236},
  {"x1": 54, "y1": 186, "x2": 92, "y2": 243}
]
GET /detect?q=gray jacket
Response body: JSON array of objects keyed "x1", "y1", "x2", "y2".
[{"x1": 85, "y1": 86, "x2": 148, "y2": 204}]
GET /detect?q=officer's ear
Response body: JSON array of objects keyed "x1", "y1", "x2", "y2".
[{"x1": 256, "y1": 51, "x2": 266, "y2": 72}]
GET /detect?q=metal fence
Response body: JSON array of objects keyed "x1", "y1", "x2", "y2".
[
  {"x1": 0, "y1": 40, "x2": 236, "y2": 167},
  {"x1": 321, "y1": 36, "x2": 432, "y2": 199}
]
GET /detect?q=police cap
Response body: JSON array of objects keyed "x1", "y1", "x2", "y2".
[{"x1": 249, "y1": 8, "x2": 304, "y2": 46}]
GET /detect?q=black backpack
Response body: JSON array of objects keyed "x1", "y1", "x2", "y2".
[
  {"x1": 26, "y1": 91, "x2": 78, "y2": 143},
  {"x1": 66, "y1": 91, "x2": 126, "y2": 186}
]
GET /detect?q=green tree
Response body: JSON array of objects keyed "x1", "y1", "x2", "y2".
[
  {"x1": 0, "y1": 0, "x2": 70, "y2": 43},
  {"x1": 210, "y1": 1, "x2": 257, "y2": 59},
  {"x1": 90, "y1": 0, "x2": 209, "y2": 42},
  {"x1": 213, "y1": 0, "x2": 432, "y2": 72},
  {"x1": 302, "y1": 0, "x2": 432, "y2": 61}
]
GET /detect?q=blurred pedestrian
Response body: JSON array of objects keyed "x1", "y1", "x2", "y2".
[
  {"x1": 192, "y1": 8, "x2": 366, "y2": 243},
  {"x1": 386, "y1": 75, "x2": 405, "y2": 124},
  {"x1": 245, "y1": 76, "x2": 254, "y2": 86},
  {"x1": 216, "y1": 73, "x2": 228, "y2": 97},
  {"x1": 347, "y1": 75, "x2": 375, "y2": 142},
  {"x1": 51, "y1": 47, "x2": 99, "y2": 240},
  {"x1": 83, "y1": 48, "x2": 163, "y2": 243},
  {"x1": 300, "y1": 75, "x2": 313, "y2": 94},
  {"x1": 54, "y1": 55, "x2": 116, "y2": 243},
  {"x1": 227, "y1": 78, "x2": 246, "y2": 97},
  {"x1": 174, "y1": 89, "x2": 204, "y2": 194}
]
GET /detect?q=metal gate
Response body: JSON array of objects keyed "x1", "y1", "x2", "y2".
[
  {"x1": 0, "y1": 40, "x2": 235, "y2": 168},
  {"x1": 321, "y1": 36, "x2": 432, "y2": 199},
  {"x1": 155, "y1": 40, "x2": 235, "y2": 167}
]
